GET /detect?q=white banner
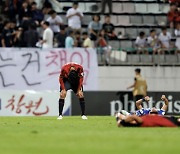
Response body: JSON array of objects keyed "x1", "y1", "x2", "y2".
[
  {"x1": 0, "y1": 90, "x2": 71, "y2": 116},
  {"x1": 0, "y1": 48, "x2": 98, "y2": 90}
]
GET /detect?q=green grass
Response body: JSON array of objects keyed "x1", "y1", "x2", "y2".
[{"x1": 0, "y1": 116, "x2": 180, "y2": 154}]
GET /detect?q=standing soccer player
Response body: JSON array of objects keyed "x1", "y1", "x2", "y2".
[{"x1": 57, "y1": 62, "x2": 87, "y2": 120}]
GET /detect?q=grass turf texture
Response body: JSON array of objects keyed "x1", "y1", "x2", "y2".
[{"x1": 0, "y1": 116, "x2": 180, "y2": 154}]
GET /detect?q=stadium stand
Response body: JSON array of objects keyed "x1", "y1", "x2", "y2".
[{"x1": 0, "y1": 0, "x2": 179, "y2": 66}]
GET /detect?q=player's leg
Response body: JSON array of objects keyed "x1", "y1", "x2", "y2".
[
  {"x1": 75, "y1": 87, "x2": 87, "y2": 120},
  {"x1": 57, "y1": 80, "x2": 71, "y2": 120}
]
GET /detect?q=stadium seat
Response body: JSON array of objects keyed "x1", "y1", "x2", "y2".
[
  {"x1": 167, "y1": 28, "x2": 174, "y2": 36},
  {"x1": 118, "y1": 16, "x2": 130, "y2": 25},
  {"x1": 100, "y1": 15, "x2": 105, "y2": 23},
  {"x1": 153, "y1": 55, "x2": 165, "y2": 64},
  {"x1": 114, "y1": 27, "x2": 125, "y2": 37},
  {"x1": 108, "y1": 40, "x2": 120, "y2": 50},
  {"x1": 156, "y1": 28, "x2": 162, "y2": 35},
  {"x1": 178, "y1": 54, "x2": 180, "y2": 63},
  {"x1": 122, "y1": 3, "x2": 135, "y2": 13},
  {"x1": 165, "y1": 55, "x2": 178, "y2": 64},
  {"x1": 127, "y1": 55, "x2": 140, "y2": 63},
  {"x1": 111, "y1": 15, "x2": 119, "y2": 25},
  {"x1": 139, "y1": 55, "x2": 153, "y2": 63},
  {"x1": 60, "y1": 14, "x2": 67, "y2": 24},
  {"x1": 60, "y1": 2, "x2": 72, "y2": 12},
  {"x1": 159, "y1": 4, "x2": 170, "y2": 13},
  {"x1": 147, "y1": 4, "x2": 160, "y2": 13},
  {"x1": 142, "y1": 15, "x2": 155, "y2": 25},
  {"x1": 130, "y1": 15, "x2": 142, "y2": 25},
  {"x1": 120, "y1": 40, "x2": 134, "y2": 52},
  {"x1": 135, "y1": 4, "x2": 147, "y2": 13},
  {"x1": 78, "y1": 3, "x2": 86, "y2": 12},
  {"x1": 113, "y1": 3, "x2": 123, "y2": 13},
  {"x1": 125, "y1": 28, "x2": 138, "y2": 38},
  {"x1": 82, "y1": 15, "x2": 92, "y2": 25},
  {"x1": 84, "y1": 3, "x2": 97, "y2": 12},
  {"x1": 155, "y1": 16, "x2": 167, "y2": 26}
]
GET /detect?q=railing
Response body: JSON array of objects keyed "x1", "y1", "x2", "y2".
[{"x1": 97, "y1": 48, "x2": 180, "y2": 66}]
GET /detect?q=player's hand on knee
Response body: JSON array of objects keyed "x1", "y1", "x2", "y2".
[
  {"x1": 60, "y1": 89, "x2": 67, "y2": 98},
  {"x1": 76, "y1": 90, "x2": 84, "y2": 98}
]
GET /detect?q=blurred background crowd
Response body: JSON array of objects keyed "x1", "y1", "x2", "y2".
[{"x1": 0, "y1": 0, "x2": 179, "y2": 56}]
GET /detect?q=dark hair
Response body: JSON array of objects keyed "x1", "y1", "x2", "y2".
[
  {"x1": 68, "y1": 70, "x2": 79, "y2": 85},
  {"x1": 3, "y1": 20, "x2": 10, "y2": 27},
  {"x1": 150, "y1": 29, "x2": 155, "y2": 33},
  {"x1": 29, "y1": 23, "x2": 36, "y2": 30},
  {"x1": 73, "y1": 2, "x2": 79, "y2": 5},
  {"x1": 68, "y1": 30, "x2": 73, "y2": 35},
  {"x1": 75, "y1": 31, "x2": 81, "y2": 35},
  {"x1": 43, "y1": 21, "x2": 50, "y2": 26},
  {"x1": 105, "y1": 15, "x2": 110, "y2": 18},
  {"x1": 82, "y1": 32, "x2": 88, "y2": 35},
  {"x1": 92, "y1": 15, "x2": 101, "y2": 21},
  {"x1": 49, "y1": 10, "x2": 56, "y2": 15},
  {"x1": 31, "y1": 2, "x2": 37, "y2": 6},
  {"x1": 135, "y1": 68, "x2": 141, "y2": 73},
  {"x1": 170, "y1": 3, "x2": 176, "y2": 6},
  {"x1": 161, "y1": 27, "x2": 167, "y2": 31},
  {"x1": 60, "y1": 25, "x2": 66, "y2": 30},
  {"x1": 139, "y1": 31, "x2": 145, "y2": 37}
]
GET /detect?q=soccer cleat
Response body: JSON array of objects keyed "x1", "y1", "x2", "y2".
[
  {"x1": 57, "y1": 115, "x2": 63, "y2": 120},
  {"x1": 120, "y1": 110, "x2": 130, "y2": 116},
  {"x1": 81, "y1": 115, "x2": 88, "y2": 120}
]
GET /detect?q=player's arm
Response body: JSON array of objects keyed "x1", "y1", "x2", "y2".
[
  {"x1": 59, "y1": 68, "x2": 65, "y2": 90},
  {"x1": 125, "y1": 115, "x2": 143, "y2": 124},
  {"x1": 161, "y1": 95, "x2": 168, "y2": 111},
  {"x1": 1, "y1": 38, "x2": 6, "y2": 47},
  {"x1": 145, "y1": 80, "x2": 148, "y2": 91},
  {"x1": 127, "y1": 77, "x2": 136, "y2": 89},
  {"x1": 136, "y1": 96, "x2": 150, "y2": 110},
  {"x1": 127, "y1": 82, "x2": 135, "y2": 89},
  {"x1": 66, "y1": 10, "x2": 76, "y2": 19},
  {"x1": 77, "y1": 67, "x2": 84, "y2": 92},
  {"x1": 75, "y1": 66, "x2": 84, "y2": 98}
]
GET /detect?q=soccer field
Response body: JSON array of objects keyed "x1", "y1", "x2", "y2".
[{"x1": 0, "y1": 116, "x2": 180, "y2": 154}]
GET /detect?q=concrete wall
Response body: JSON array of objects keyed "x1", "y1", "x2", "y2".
[{"x1": 98, "y1": 66, "x2": 180, "y2": 91}]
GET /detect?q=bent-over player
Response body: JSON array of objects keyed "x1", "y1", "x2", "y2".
[{"x1": 57, "y1": 62, "x2": 87, "y2": 120}]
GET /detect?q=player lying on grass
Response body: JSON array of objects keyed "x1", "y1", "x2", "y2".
[
  {"x1": 116, "y1": 113, "x2": 180, "y2": 127},
  {"x1": 120, "y1": 95, "x2": 168, "y2": 117},
  {"x1": 57, "y1": 62, "x2": 87, "y2": 120}
]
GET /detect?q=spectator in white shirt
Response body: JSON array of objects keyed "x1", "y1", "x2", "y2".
[
  {"x1": 66, "y1": 2, "x2": 83, "y2": 30},
  {"x1": 41, "y1": 21, "x2": 53, "y2": 49},
  {"x1": 158, "y1": 27, "x2": 171, "y2": 54},
  {"x1": 47, "y1": 10, "x2": 63, "y2": 34},
  {"x1": 135, "y1": 31, "x2": 148, "y2": 54},
  {"x1": 147, "y1": 29, "x2": 160, "y2": 54}
]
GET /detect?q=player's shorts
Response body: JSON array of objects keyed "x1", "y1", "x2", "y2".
[{"x1": 60, "y1": 79, "x2": 83, "y2": 94}]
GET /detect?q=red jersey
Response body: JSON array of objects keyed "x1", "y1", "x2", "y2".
[
  {"x1": 59, "y1": 62, "x2": 84, "y2": 90},
  {"x1": 141, "y1": 115, "x2": 177, "y2": 127}
]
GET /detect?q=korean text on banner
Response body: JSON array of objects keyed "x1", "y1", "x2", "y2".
[{"x1": 0, "y1": 48, "x2": 98, "y2": 90}]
